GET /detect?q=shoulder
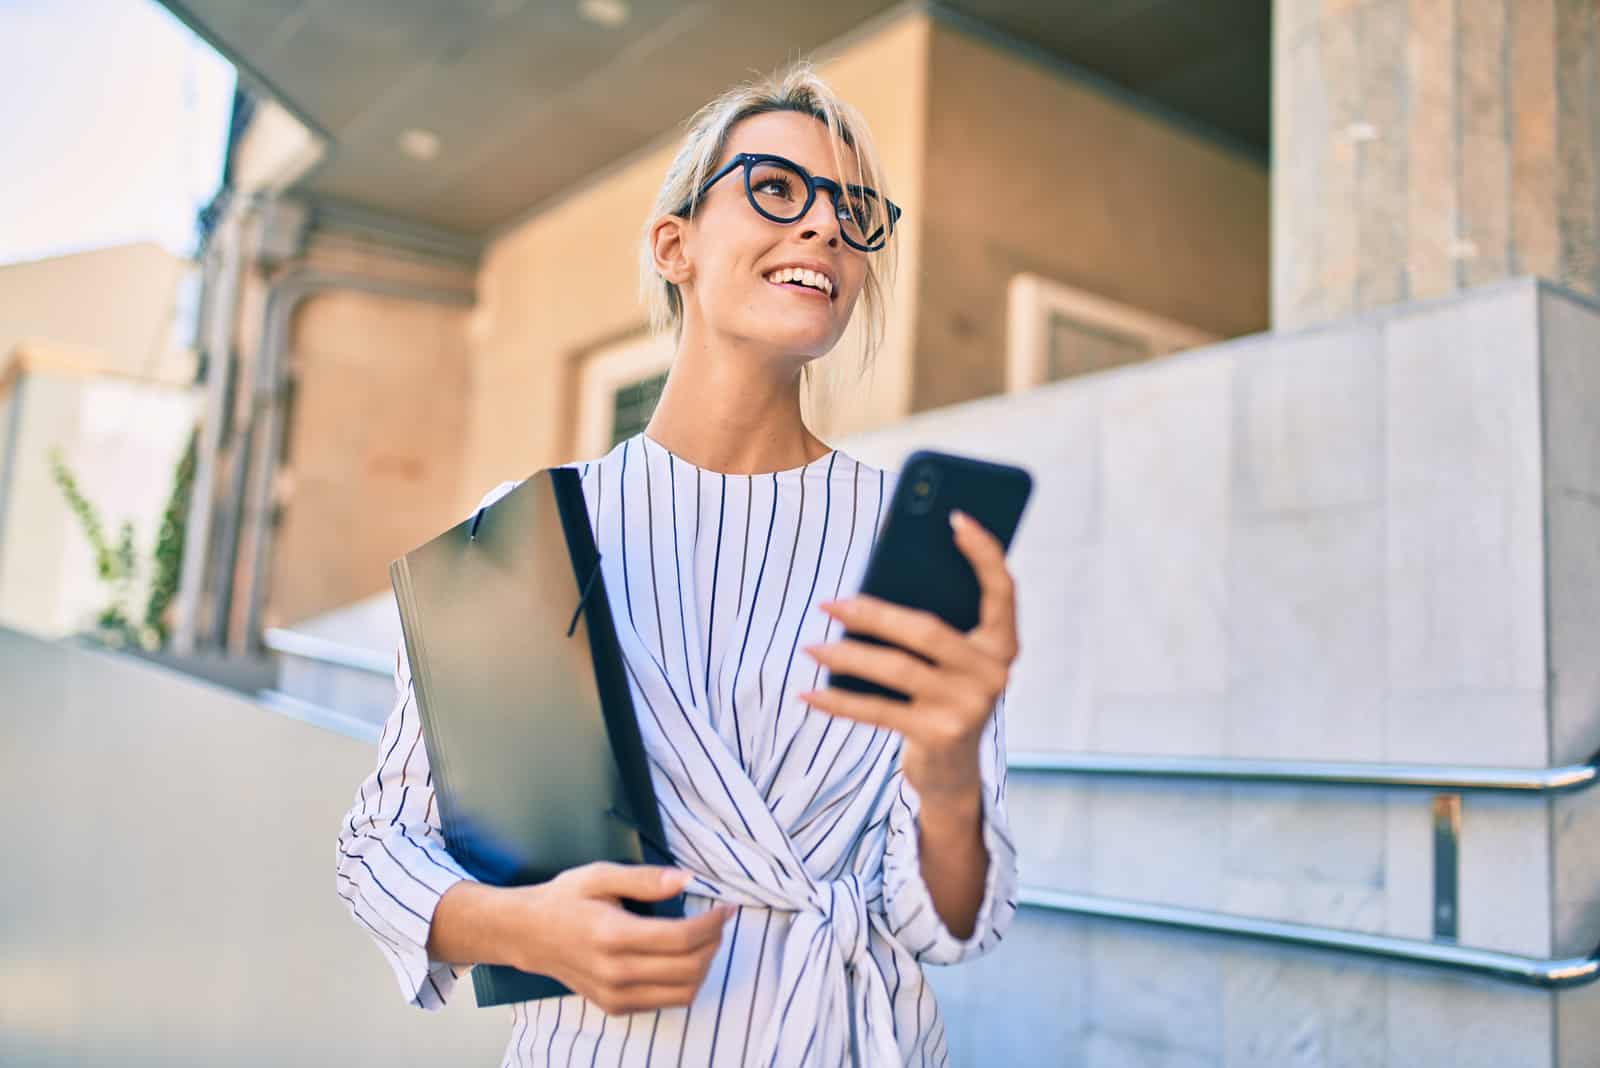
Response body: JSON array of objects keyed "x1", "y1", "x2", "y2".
[
  {"x1": 469, "y1": 460, "x2": 592, "y2": 519},
  {"x1": 851, "y1": 454, "x2": 900, "y2": 496},
  {"x1": 471, "y1": 479, "x2": 522, "y2": 517},
  {"x1": 476, "y1": 479, "x2": 523, "y2": 509},
  {"x1": 821, "y1": 449, "x2": 897, "y2": 499},
  {"x1": 827, "y1": 445, "x2": 894, "y2": 479}
]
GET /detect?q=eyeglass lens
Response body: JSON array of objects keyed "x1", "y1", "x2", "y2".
[{"x1": 745, "y1": 158, "x2": 886, "y2": 249}]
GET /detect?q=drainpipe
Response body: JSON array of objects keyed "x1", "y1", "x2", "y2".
[
  {"x1": 232, "y1": 270, "x2": 474, "y2": 654},
  {"x1": 172, "y1": 200, "x2": 246, "y2": 655},
  {"x1": 207, "y1": 399, "x2": 252, "y2": 649}
]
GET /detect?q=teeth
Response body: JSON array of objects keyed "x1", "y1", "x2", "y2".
[{"x1": 766, "y1": 267, "x2": 832, "y2": 297}]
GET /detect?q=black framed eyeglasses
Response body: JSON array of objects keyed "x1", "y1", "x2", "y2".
[{"x1": 675, "y1": 151, "x2": 901, "y2": 253}]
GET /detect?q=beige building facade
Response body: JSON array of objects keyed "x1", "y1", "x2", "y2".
[
  {"x1": 223, "y1": 9, "x2": 1271, "y2": 636},
  {"x1": 173, "y1": 0, "x2": 1598, "y2": 660},
  {"x1": 0, "y1": 242, "x2": 198, "y2": 386}
]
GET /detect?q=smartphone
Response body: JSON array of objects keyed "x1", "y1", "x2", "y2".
[{"x1": 825, "y1": 448, "x2": 1033, "y2": 701}]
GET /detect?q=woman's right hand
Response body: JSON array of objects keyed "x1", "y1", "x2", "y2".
[{"x1": 508, "y1": 863, "x2": 732, "y2": 1014}]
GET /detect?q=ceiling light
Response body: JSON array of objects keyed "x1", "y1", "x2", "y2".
[
  {"x1": 398, "y1": 128, "x2": 441, "y2": 161},
  {"x1": 578, "y1": 0, "x2": 629, "y2": 28}
]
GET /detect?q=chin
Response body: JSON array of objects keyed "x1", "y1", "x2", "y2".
[
  {"x1": 738, "y1": 320, "x2": 839, "y2": 360},
  {"x1": 772, "y1": 333, "x2": 841, "y2": 362}
]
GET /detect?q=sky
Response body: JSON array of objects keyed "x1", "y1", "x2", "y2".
[{"x1": 0, "y1": 0, "x2": 236, "y2": 266}]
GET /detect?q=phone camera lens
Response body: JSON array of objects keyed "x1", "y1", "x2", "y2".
[{"x1": 905, "y1": 463, "x2": 941, "y2": 515}]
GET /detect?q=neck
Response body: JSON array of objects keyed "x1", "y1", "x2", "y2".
[{"x1": 643, "y1": 322, "x2": 828, "y2": 475}]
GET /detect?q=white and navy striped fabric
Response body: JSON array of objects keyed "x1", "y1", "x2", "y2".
[{"x1": 337, "y1": 431, "x2": 1017, "y2": 1066}]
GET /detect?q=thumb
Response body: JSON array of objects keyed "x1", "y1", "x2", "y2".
[{"x1": 580, "y1": 862, "x2": 692, "y2": 902}]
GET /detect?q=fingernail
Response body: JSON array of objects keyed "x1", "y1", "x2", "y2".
[
  {"x1": 664, "y1": 869, "x2": 691, "y2": 890},
  {"x1": 949, "y1": 509, "x2": 967, "y2": 530}
]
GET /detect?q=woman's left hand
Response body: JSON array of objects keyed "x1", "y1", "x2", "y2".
[{"x1": 797, "y1": 509, "x2": 1019, "y2": 802}]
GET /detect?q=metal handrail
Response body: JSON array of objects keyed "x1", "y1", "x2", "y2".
[
  {"x1": 255, "y1": 688, "x2": 382, "y2": 745},
  {"x1": 1012, "y1": 749, "x2": 1600, "y2": 984},
  {"x1": 1018, "y1": 886, "x2": 1600, "y2": 989},
  {"x1": 262, "y1": 626, "x2": 392, "y2": 677},
  {"x1": 1007, "y1": 750, "x2": 1600, "y2": 795}
]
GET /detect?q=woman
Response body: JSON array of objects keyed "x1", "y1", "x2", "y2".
[{"x1": 337, "y1": 62, "x2": 1020, "y2": 1067}]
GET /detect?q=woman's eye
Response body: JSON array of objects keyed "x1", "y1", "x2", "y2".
[{"x1": 756, "y1": 177, "x2": 794, "y2": 197}]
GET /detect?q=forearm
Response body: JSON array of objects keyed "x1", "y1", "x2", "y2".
[
  {"x1": 426, "y1": 880, "x2": 537, "y2": 971},
  {"x1": 914, "y1": 783, "x2": 988, "y2": 940}
]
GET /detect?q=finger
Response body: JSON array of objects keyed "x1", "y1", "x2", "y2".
[
  {"x1": 606, "y1": 939, "x2": 724, "y2": 987},
  {"x1": 795, "y1": 685, "x2": 920, "y2": 736},
  {"x1": 950, "y1": 510, "x2": 1019, "y2": 656},
  {"x1": 818, "y1": 595, "x2": 987, "y2": 675},
  {"x1": 577, "y1": 863, "x2": 692, "y2": 902},
  {"x1": 594, "y1": 982, "x2": 703, "y2": 1014},
  {"x1": 604, "y1": 902, "x2": 734, "y2": 956},
  {"x1": 802, "y1": 639, "x2": 946, "y2": 702}
]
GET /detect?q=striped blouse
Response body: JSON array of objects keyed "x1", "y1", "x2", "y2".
[{"x1": 336, "y1": 431, "x2": 1018, "y2": 1066}]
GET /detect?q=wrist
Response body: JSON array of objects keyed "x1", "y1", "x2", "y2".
[
  {"x1": 499, "y1": 881, "x2": 554, "y2": 975},
  {"x1": 429, "y1": 879, "x2": 546, "y2": 974},
  {"x1": 903, "y1": 735, "x2": 983, "y2": 801},
  {"x1": 915, "y1": 781, "x2": 983, "y2": 834}
]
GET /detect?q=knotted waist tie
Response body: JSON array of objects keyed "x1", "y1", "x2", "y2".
[
  {"x1": 739, "y1": 869, "x2": 902, "y2": 1068},
  {"x1": 610, "y1": 623, "x2": 907, "y2": 1063}
]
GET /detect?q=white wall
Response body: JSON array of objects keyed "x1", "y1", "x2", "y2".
[
  {"x1": 0, "y1": 626, "x2": 510, "y2": 1065},
  {"x1": 839, "y1": 278, "x2": 1600, "y2": 1067}
]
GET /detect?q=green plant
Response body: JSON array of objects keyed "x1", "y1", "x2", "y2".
[
  {"x1": 144, "y1": 427, "x2": 198, "y2": 644},
  {"x1": 48, "y1": 425, "x2": 198, "y2": 651}
]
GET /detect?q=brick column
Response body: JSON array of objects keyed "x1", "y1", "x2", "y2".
[{"x1": 1273, "y1": 0, "x2": 1600, "y2": 329}]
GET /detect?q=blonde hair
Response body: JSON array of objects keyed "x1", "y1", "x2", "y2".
[{"x1": 637, "y1": 61, "x2": 898, "y2": 388}]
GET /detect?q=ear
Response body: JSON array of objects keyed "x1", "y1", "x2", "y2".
[{"x1": 649, "y1": 214, "x2": 693, "y2": 286}]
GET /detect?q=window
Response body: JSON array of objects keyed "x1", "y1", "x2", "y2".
[
  {"x1": 573, "y1": 330, "x2": 675, "y2": 459},
  {"x1": 609, "y1": 370, "x2": 668, "y2": 447},
  {"x1": 1005, "y1": 273, "x2": 1216, "y2": 392}
]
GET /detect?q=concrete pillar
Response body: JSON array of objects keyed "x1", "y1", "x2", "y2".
[{"x1": 1273, "y1": 0, "x2": 1600, "y2": 329}]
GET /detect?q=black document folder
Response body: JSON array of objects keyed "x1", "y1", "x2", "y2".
[{"x1": 388, "y1": 467, "x2": 681, "y2": 1008}]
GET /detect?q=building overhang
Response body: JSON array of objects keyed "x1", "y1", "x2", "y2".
[{"x1": 157, "y1": 0, "x2": 1268, "y2": 244}]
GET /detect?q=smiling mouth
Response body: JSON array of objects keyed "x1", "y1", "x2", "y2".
[
  {"x1": 766, "y1": 277, "x2": 832, "y2": 303},
  {"x1": 762, "y1": 267, "x2": 835, "y2": 301}
]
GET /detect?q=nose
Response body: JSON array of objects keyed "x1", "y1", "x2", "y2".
[{"x1": 797, "y1": 187, "x2": 842, "y2": 247}]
